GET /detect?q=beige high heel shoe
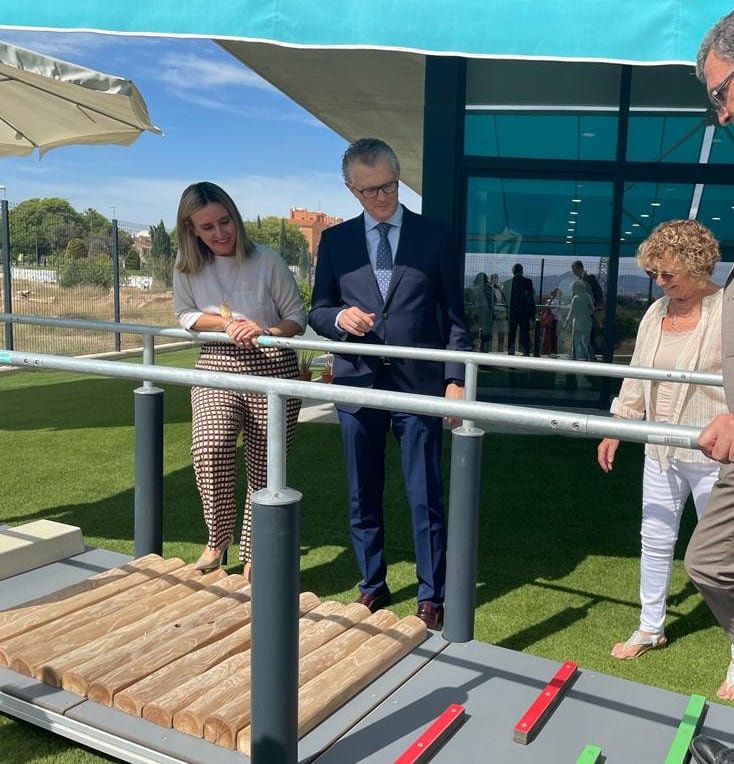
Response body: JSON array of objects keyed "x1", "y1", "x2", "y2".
[{"x1": 195, "y1": 536, "x2": 234, "y2": 572}]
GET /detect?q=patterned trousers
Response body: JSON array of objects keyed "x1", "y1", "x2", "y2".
[{"x1": 191, "y1": 343, "x2": 301, "y2": 563}]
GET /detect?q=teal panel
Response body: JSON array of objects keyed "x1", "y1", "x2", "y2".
[
  {"x1": 626, "y1": 113, "x2": 712, "y2": 162},
  {"x1": 1, "y1": 0, "x2": 733, "y2": 63},
  {"x1": 465, "y1": 113, "x2": 618, "y2": 160}
]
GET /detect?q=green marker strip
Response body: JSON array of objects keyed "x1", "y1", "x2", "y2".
[
  {"x1": 664, "y1": 693, "x2": 706, "y2": 764},
  {"x1": 575, "y1": 744, "x2": 602, "y2": 763},
  {"x1": 0, "y1": 351, "x2": 10, "y2": 363}
]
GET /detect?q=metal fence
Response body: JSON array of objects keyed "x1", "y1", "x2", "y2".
[{"x1": 0, "y1": 198, "x2": 179, "y2": 356}]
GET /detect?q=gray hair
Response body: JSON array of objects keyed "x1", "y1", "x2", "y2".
[
  {"x1": 341, "y1": 138, "x2": 400, "y2": 184},
  {"x1": 697, "y1": 10, "x2": 734, "y2": 81}
]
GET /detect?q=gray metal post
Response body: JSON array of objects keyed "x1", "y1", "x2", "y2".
[
  {"x1": 1, "y1": 199, "x2": 12, "y2": 351},
  {"x1": 250, "y1": 486, "x2": 302, "y2": 764},
  {"x1": 443, "y1": 425, "x2": 484, "y2": 642},
  {"x1": 111, "y1": 218, "x2": 121, "y2": 352},
  {"x1": 133, "y1": 385, "x2": 164, "y2": 557}
]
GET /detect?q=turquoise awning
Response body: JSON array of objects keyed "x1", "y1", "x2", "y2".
[{"x1": 1, "y1": 0, "x2": 733, "y2": 64}]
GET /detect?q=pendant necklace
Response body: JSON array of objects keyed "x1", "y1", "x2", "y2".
[{"x1": 212, "y1": 257, "x2": 238, "y2": 318}]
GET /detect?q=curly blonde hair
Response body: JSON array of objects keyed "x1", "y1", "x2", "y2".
[{"x1": 636, "y1": 219, "x2": 720, "y2": 286}]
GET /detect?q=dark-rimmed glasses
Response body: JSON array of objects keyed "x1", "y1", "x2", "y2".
[
  {"x1": 709, "y1": 68, "x2": 734, "y2": 110},
  {"x1": 350, "y1": 180, "x2": 399, "y2": 200},
  {"x1": 645, "y1": 269, "x2": 679, "y2": 281}
]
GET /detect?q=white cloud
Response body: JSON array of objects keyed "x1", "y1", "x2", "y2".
[{"x1": 156, "y1": 52, "x2": 275, "y2": 92}]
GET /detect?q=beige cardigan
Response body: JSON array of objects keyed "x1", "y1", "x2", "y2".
[{"x1": 610, "y1": 289, "x2": 726, "y2": 469}]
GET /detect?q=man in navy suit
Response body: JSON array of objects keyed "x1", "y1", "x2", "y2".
[{"x1": 309, "y1": 138, "x2": 471, "y2": 629}]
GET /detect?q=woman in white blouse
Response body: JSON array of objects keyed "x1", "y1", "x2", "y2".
[
  {"x1": 598, "y1": 219, "x2": 726, "y2": 659},
  {"x1": 173, "y1": 182, "x2": 306, "y2": 579}
]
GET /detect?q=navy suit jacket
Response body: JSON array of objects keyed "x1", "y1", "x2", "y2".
[{"x1": 308, "y1": 206, "x2": 471, "y2": 403}]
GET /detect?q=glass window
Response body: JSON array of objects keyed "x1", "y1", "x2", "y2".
[{"x1": 465, "y1": 176, "x2": 612, "y2": 366}]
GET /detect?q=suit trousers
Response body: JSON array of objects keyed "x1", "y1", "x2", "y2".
[
  {"x1": 685, "y1": 462, "x2": 734, "y2": 643},
  {"x1": 508, "y1": 316, "x2": 531, "y2": 355},
  {"x1": 337, "y1": 401, "x2": 447, "y2": 605}
]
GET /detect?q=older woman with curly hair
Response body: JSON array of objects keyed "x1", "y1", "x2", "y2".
[{"x1": 597, "y1": 219, "x2": 727, "y2": 659}]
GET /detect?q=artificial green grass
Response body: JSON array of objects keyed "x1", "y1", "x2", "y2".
[{"x1": 0, "y1": 349, "x2": 730, "y2": 761}]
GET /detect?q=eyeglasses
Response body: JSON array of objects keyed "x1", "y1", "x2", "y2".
[
  {"x1": 645, "y1": 269, "x2": 679, "y2": 281},
  {"x1": 351, "y1": 180, "x2": 399, "y2": 200},
  {"x1": 709, "y1": 68, "x2": 734, "y2": 110}
]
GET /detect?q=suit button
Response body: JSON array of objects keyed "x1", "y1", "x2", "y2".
[{"x1": 382, "y1": 312, "x2": 388, "y2": 319}]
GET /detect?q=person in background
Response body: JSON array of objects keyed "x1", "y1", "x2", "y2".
[
  {"x1": 470, "y1": 272, "x2": 493, "y2": 352},
  {"x1": 309, "y1": 137, "x2": 471, "y2": 630},
  {"x1": 540, "y1": 287, "x2": 561, "y2": 356},
  {"x1": 571, "y1": 259, "x2": 605, "y2": 356},
  {"x1": 489, "y1": 273, "x2": 508, "y2": 351},
  {"x1": 173, "y1": 181, "x2": 306, "y2": 581},
  {"x1": 564, "y1": 280, "x2": 594, "y2": 360},
  {"x1": 504, "y1": 263, "x2": 535, "y2": 356},
  {"x1": 597, "y1": 219, "x2": 724, "y2": 660}
]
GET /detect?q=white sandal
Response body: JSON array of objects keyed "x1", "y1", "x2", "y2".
[
  {"x1": 716, "y1": 661, "x2": 734, "y2": 699},
  {"x1": 611, "y1": 629, "x2": 667, "y2": 660}
]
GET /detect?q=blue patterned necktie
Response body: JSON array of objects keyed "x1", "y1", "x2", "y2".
[{"x1": 375, "y1": 222, "x2": 393, "y2": 300}]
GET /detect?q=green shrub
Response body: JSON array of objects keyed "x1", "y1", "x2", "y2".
[{"x1": 58, "y1": 255, "x2": 113, "y2": 289}]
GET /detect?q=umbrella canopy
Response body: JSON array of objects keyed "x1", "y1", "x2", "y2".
[
  {"x1": 0, "y1": 40, "x2": 161, "y2": 157},
  {"x1": 0, "y1": 0, "x2": 732, "y2": 64}
]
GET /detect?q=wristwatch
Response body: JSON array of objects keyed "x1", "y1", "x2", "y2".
[{"x1": 262, "y1": 328, "x2": 273, "y2": 336}]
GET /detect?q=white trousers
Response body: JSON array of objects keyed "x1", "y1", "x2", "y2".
[{"x1": 639, "y1": 456, "x2": 720, "y2": 633}]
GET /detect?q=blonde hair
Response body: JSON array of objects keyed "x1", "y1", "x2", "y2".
[
  {"x1": 175, "y1": 182, "x2": 255, "y2": 274},
  {"x1": 636, "y1": 219, "x2": 720, "y2": 287}
]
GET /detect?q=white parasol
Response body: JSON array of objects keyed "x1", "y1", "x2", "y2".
[{"x1": 0, "y1": 40, "x2": 161, "y2": 158}]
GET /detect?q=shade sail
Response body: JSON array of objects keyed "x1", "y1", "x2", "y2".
[
  {"x1": 0, "y1": 40, "x2": 161, "y2": 157},
  {"x1": 1, "y1": 0, "x2": 733, "y2": 65}
]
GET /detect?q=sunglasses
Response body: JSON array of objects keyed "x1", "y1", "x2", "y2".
[{"x1": 645, "y1": 269, "x2": 679, "y2": 280}]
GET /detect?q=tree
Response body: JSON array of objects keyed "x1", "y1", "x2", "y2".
[
  {"x1": 9, "y1": 198, "x2": 85, "y2": 263},
  {"x1": 65, "y1": 238, "x2": 88, "y2": 259},
  {"x1": 149, "y1": 220, "x2": 172, "y2": 259},
  {"x1": 149, "y1": 220, "x2": 174, "y2": 286},
  {"x1": 244, "y1": 216, "x2": 308, "y2": 266}
]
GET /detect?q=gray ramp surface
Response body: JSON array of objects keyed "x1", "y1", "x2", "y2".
[{"x1": 3, "y1": 549, "x2": 734, "y2": 763}]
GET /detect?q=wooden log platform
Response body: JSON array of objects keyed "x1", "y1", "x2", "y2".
[{"x1": 0, "y1": 553, "x2": 427, "y2": 755}]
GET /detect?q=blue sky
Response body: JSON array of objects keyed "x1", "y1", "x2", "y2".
[{"x1": 0, "y1": 30, "x2": 421, "y2": 230}]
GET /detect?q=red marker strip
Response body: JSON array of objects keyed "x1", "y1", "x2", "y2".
[
  {"x1": 513, "y1": 661, "x2": 578, "y2": 744},
  {"x1": 393, "y1": 703, "x2": 465, "y2": 763}
]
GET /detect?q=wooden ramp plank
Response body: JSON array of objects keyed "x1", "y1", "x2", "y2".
[
  {"x1": 236, "y1": 615, "x2": 427, "y2": 755},
  {"x1": 0, "y1": 554, "x2": 163, "y2": 644},
  {"x1": 60, "y1": 575, "x2": 250, "y2": 697},
  {"x1": 4, "y1": 558, "x2": 190, "y2": 676},
  {"x1": 171, "y1": 592, "x2": 322, "y2": 738},
  {"x1": 115, "y1": 624, "x2": 251, "y2": 718},
  {"x1": 36, "y1": 568, "x2": 229, "y2": 687},
  {"x1": 0, "y1": 520, "x2": 84, "y2": 580},
  {"x1": 201, "y1": 604, "x2": 393, "y2": 749}
]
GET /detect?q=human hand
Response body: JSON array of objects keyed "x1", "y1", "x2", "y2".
[
  {"x1": 698, "y1": 413, "x2": 734, "y2": 463},
  {"x1": 226, "y1": 319, "x2": 261, "y2": 348},
  {"x1": 444, "y1": 382, "x2": 464, "y2": 426},
  {"x1": 337, "y1": 307, "x2": 376, "y2": 336},
  {"x1": 597, "y1": 438, "x2": 619, "y2": 472}
]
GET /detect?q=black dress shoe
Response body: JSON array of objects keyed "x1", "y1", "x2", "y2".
[
  {"x1": 416, "y1": 601, "x2": 444, "y2": 630},
  {"x1": 354, "y1": 588, "x2": 391, "y2": 613},
  {"x1": 690, "y1": 735, "x2": 734, "y2": 764}
]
